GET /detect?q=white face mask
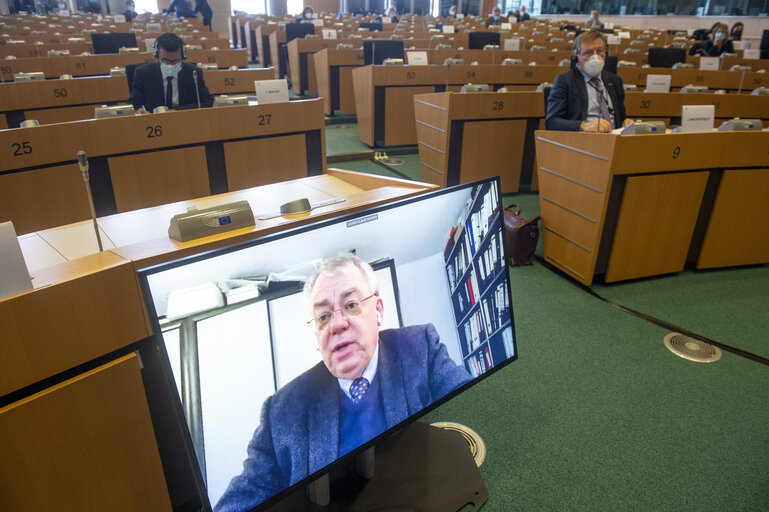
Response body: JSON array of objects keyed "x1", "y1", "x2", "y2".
[
  {"x1": 161, "y1": 62, "x2": 182, "y2": 77},
  {"x1": 582, "y1": 54, "x2": 604, "y2": 77}
]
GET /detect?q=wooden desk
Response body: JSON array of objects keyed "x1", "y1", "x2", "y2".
[
  {"x1": 1, "y1": 170, "x2": 434, "y2": 512},
  {"x1": 0, "y1": 68, "x2": 275, "y2": 127},
  {"x1": 414, "y1": 91, "x2": 544, "y2": 193},
  {"x1": 624, "y1": 91, "x2": 769, "y2": 124},
  {"x1": 0, "y1": 99, "x2": 327, "y2": 235},
  {"x1": 268, "y1": 30, "x2": 287, "y2": 79},
  {"x1": 534, "y1": 130, "x2": 769, "y2": 285},
  {"x1": 617, "y1": 66, "x2": 769, "y2": 93},
  {"x1": 314, "y1": 47, "x2": 365, "y2": 116},
  {"x1": 353, "y1": 64, "x2": 561, "y2": 147},
  {"x1": 253, "y1": 23, "x2": 278, "y2": 66},
  {"x1": 288, "y1": 38, "x2": 353, "y2": 96}
]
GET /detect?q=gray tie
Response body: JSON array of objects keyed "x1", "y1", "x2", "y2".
[{"x1": 589, "y1": 77, "x2": 612, "y2": 127}]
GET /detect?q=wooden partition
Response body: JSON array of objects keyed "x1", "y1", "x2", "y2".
[
  {"x1": 534, "y1": 130, "x2": 769, "y2": 285},
  {"x1": 0, "y1": 99, "x2": 326, "y2": 234},
  {"x1": 624, "y1": 91, "x2": 769, "y2": 124},
  {"x1": 414, "y1": 91, "x2": 544, "y2": 193},
  {"x1": 617, "y1": 66, "x2": 769, "y2": 93}
]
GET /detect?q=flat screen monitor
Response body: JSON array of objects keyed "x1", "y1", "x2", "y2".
[
  {"x1": 359, "y1": 22, "x2": 383, "y2": 31},
  {"x1": 137, "y1": 178, "x2": 518, "y2": 512},
  {"x1": 285, "y1": 22, "x2": 315, "y2": 42},
  {"x1": 468, "y1": 31, "x2": 501, "y2": 50},
  {"x1": 647, "y1": 47, "x2": 687, "y2": 68},
  {"x1": 363, "y1": 39, "x2": 404, "y2": 65},
  {"x1": 761, "y1": 29, "x2": 769, "y2": 59},
  {"x1": 90, "y1": 32, "x2": 137, "y2": 54}
]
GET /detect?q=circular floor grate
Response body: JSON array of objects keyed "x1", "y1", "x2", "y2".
[
  {"x1": 431, "y1": 421, "x2": 487, "y2": 467},
  {"x1": 663, "y1": 332, "x2": 722, "y2": 363},
  {"x1": 380, "y1": 158, "x2": 405, "y2": 166}
]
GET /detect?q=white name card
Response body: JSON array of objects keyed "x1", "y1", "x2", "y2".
[
  {"x1": 312, "y1": 19, "x2": 324, "y2": 27},
  {"x1": 442, "y1": 24, "x2": 455, "y2": 33},
  {"x1": 382, "y1": 16, "x2": 392, "y2": 24},
  {"x1": 407, "y1": 51, "x2": 428, "y2": 65},
  {"x1": 146, "y1": 22, "x2": 162, "y2": 33},
  {"x1": 607, "y1": 34, "x2": 621, "y2": 45},
  {"x1": 113, "y1": 14, "x2": 125, "y2": 22},
  {"x1": 618, "y1": 31, "x2": 631, "y2": 39},
  {"x1": 143, "y1": 37, "x2": 156, "y2": 53},
  {"x1": 503, "y1": 37, "x2": 521, "y2": 51},
  {"x1": 58, "y1": 8, "x2": 70, "y2": 16},
  {"x1": 743, "y1": 49, "x2": 760, "y2": 60},
  {"x1": 321, "y1": 28, "x2": 337, "y2": 39},
  {"x1": 680, "y1": 105, "x2": 715, "y2": 133},
  {"x1": 0, "y1": 222, "x2": 33, "y2": 301},
  {"x1": 605, "y1": 22, "x2": 614, "y2": 29},
  {"x1": 645, "y1": 74, "x2": 671, "y2": 93},
  {"x1": 699, "y1": 56, "x2": 720, "y2": 70},
  {"x1": 500, "y1": 22, "x2": 512, "y2": 30},
  {"x1": 254, "y1": 79, "x2": 289, "y2": 104},
  {"x1": 456, "y1": 13, "x2": 464, "y2": 19}
]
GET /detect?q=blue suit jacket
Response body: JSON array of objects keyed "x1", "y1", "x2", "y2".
[
  {"x1": 545, "y1": 67, "x2": 627, "y2": 131},
  {"x1": 214, "y1": 324, "x2": 471, "y2": 512}
]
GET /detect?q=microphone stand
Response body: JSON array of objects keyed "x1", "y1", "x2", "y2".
[
  {"x1": 76, "y1": 151, "x2": 104, "y2": 252},
  {"x1": 193, "y1": 66, "x2": 201, "y2": 108}
]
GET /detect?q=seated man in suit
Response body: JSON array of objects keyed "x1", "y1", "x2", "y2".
[
  {"x1": 517, "y1": 4, "x2": 530, "y2": 21},
  {"x1": 545, "y1": 30, "x2": 631, "y2": 132},
  {"x1": 485, "y1": 6, "x2": 502, "y2": 27},
  {"x1": 214, "y1": 253, "x2": 472, "y2": 512},
  {"x1": 128, "y1": 32, "x2": 213, "y2": 114}
]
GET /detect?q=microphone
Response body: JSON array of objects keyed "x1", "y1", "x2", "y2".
[
  {"x1": 76, "y1": 151, "x2": 104, "y2": 252},
  {"x1": 193, "y1": 66, "x2": 201, "y2": 109}
]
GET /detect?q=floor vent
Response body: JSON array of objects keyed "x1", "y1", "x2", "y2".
[{"x1": 664, "y1": 332, "x2": 722, "y2": 363}]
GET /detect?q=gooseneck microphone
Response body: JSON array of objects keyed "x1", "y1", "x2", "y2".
[
  {"x1": 193, "y1": 66, "x2": 202, "y2": 109},
  {"x1": 77, "y1": 151, "x2": 104, "y2": 252}
]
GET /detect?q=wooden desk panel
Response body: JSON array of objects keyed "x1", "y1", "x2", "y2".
[
  {"x1": 0, "y1": 354, "x2": 172, "y2": 512},
  {"x1": 605, "y1": 172, "x2": 709, "y2": 282},
  {"x1": 108, "y1": 146, "x2": 210, "y2": 212},
  {"x1": 0, "y1": 120, "x2": 94, "y2": 171},
  {"x1": 460, "y1": 119, "x2": 526, "y2": 193},
  {"x1": 624, "y1": 91, "x2": 769, "y2": 121},
  {"x1": 698, "y1": 169, "x2": 769, "y2": 269},
  {"x1": 0, "y1": 163, "x2": 91, "y2": 235},
  {"x1": 223, "y1": 134, "x2": 307, "y2": 191},
  {"x1": 384, "y1": 85, "x2": 434, "y2": 146}
]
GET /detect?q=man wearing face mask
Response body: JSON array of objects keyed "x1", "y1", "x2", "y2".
[
  {"x1": 703, "y1": 23, "x2": 734, "y2": 57},
  {"x1": 545, "y1": 30, "x2": 630, "y2": 133},
  {"x1": 485, "y1": 6, "x2": 502, "y2": 28},
  {"x1": 128, "y1": 32, "x2": 213, "y2": 114}
]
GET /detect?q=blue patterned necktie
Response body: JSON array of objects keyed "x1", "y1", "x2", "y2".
[
  {"x1": 350, "y1": 377, "x2": 370, "y2": 404},
  {"x1": 588, "y1": 76, "x2": 612, "y2": 127}
]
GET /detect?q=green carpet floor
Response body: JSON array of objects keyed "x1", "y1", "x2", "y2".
[{"x1": 325, "y1": 121, "x2": 769, "y2": 511}]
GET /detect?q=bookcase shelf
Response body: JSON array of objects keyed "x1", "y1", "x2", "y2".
[{"x1": 443, "y1": 182, "x2": 512, "y2": 377}]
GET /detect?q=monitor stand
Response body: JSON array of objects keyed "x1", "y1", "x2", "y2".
[{"x1": 266, "y1": 422, "x2": 488, "y2": 512}]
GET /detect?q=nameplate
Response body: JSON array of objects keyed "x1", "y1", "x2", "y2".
[
  {"x1": 143, "y1": 38, "x2": 156, "y2": 53},
  {"x1": 0, "y1": 222, "x2": 33, "y2": 301},
  {"x1": 254, "y1": 79, "x2": 289, "y2": 104},
  {"x1": 382, "y1": 16, "x2": 392, "y2": 24},
  {"x1": 442, "y1": 24, "x2": 455, "y2": 33},
  {"x1": 503, "y1": 38, "x2": 520, "y2": 51},
  {"x1": 146, "y1": 22, "x2": 162, "y2": 33},
  {"x1": 113, "y1": 14, "x2": 126, "y2": 22},
  {"x1": 58, "y1": 8, "x2": 70, "y2": 15},
  {"x1": 743, "y1": 49, "x2": 760, "y2": 60},
  {"x1": 680, "y1": 105, "x2": 715, "y2": 133},
  {"x1": 699, "y1": 56, "x2": 720, "y2": 71},
  {"x1": 312, "y1": 19, "x2": 324, "y2": 27},
  {"x1": 500, "y1": 22, "x2": 512, "y2": 30},
  {"x1": 407, "y1": 51, "x2": 428, "y2": 65},
  {"x1": 456, "y1": 13, "x2": 464, "y2": 19},
  {"x1": 606, "y1": 35, "x2": 620, "y2": 46},
  {"x1": 322, "y1": 29, "x2": 337, "y2": 39},
  {"x1": 645, "y1": 74, "x2": 671, "y2": 93},
  {"x1": 618, "y1": 31, "x2": 631, "y2": 39}
]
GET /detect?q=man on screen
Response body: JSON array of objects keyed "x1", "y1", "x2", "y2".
[{"x1": 215, "y1": 253, "x2": 471, "y2": 512}]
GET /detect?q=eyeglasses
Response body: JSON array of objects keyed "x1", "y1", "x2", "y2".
[
  {"x1": 309, "y1": 293, "x2": 377, "y2": 330},
  {"x1": 580, "y1": 47, "x2": 606, "y2": 58},
  {"x1": 160, "y1": 57, "x2": 183, "y2": 65}
]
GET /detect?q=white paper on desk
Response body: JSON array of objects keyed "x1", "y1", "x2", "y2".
[
  {"x1": 503, "y1": 38, "x2": 520, "y2": 51},
  {"x1": 618, "y1": 31, "x2": 631, "y2": 39},
  {"x1": 144, "y1": 37, "x2": 157, "y2": 53},
  {"x1": 113, "y1": 14, "x2": 126, "y2": 22},
  {"x1": 0, "y1": 222, "x2": 33, "y2": 300},
  {"x1": 322, "y1": 29, "x2": 337, "y2": 39},
  {"x1": 607, "y1": 34, "x2": 621, "y2": 46},
  {"x1": 254, "y1": 79, "x2": 289, "y2": 104},
  {"x1": 645, "y1": 74, "x2": 671, "y2": 92},
  {"x1": 312, "y1": 19, "x2": 324, "y2": 27},
  {"x1": 407, "y1": 51, "x2": 428, "y2": 65},
  {"x1": 699, "y1": 56, "x2": 720, "y2": 70},
  {"x1": 743, "y1": 49, "x2": 760, "y2": 60},
  {"x1": 680, "y1": 105, "x2": 714, "y2": 133},
  {"x1": 443, "y1": 24, "x2": 455, "y2": 33}
]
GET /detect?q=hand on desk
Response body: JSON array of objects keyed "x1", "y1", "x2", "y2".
[
  {"x1": 135, "y1": 107, "x2": 149, "y2": 115},
  {"x1": 580, "y1": 119, "x2": 612, "y2": 133},
  {"x1": 622, "y1": 118, "x2": 634, "y2": 128}
]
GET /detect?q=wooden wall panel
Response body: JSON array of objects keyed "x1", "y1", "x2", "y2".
[
  {"x1": 223, "y1": 134, "x2": 308, "y2": 191},
  {"x1": 460, "y1": 119, "x2": 526, "y2": 194}
]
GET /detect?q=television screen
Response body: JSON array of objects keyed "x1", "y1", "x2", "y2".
[
  {"x1": 285, "y1": 22, "x2": 315, "y2": 42},
  {"x1": 647, "y1": 47, "x2": 687, "y2": 68},
  {"x1": 90, "y1": 32, "x2": 138, "y2": 54},
  {"x1": 137, "y1": 178, "x2": 518, "y2": 512},
  {"x1": 468, "y1": 31, "x2": 501, "y2": 50},
  {"x1": 363, "y1": 39, "x2": 404, "y2": 65}
]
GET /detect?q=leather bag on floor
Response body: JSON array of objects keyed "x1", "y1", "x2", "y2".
[{"x1": 503, "y1": 205, "x2": 540, "y2": 266}]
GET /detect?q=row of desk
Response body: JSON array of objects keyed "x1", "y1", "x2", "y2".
[
  {"x1": 0, "y1": 99, "x2": 327, "y2": 235},
  {"x1": 0, "y1": 67, "x2": 275, "y2": 128}
]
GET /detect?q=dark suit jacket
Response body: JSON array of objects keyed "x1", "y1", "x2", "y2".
[
  {"x1": 128, "y1": 62, "x2": 213, "y2": 112},
  {"x1": 702, "y1": 38, "x2": 734, "y2": 56},
  {"x1": 214, "y1": 324, "x2": 472, "y2": 512},
  {"x1": 545, "y1": 67, "x2": 626, "y2": 131}
]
